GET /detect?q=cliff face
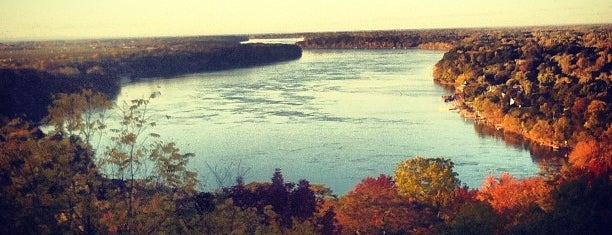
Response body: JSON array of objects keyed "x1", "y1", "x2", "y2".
[{"x1": 0, "y1": 37, "x2": 303, "y2": 122}]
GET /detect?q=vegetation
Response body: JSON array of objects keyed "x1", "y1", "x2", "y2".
[
  {"x1": 275, "y1": 25, "x2": 610, "y2": 151},
  {"x1": 1, "y1": 26, "x2": 610, "y2": 234},
  {"x1": 432, "y1": 25, "x2": 611, "y2": 149},
  {"x1": 0, "y1": 36, "x2": 302, "y2": 123},
  {"x1": 1, "y1": 84, "x2": 610, "y2": 234},
  {"x1": 394, "y1": 157, "x2": 459, "y2": 206},
  {"x1": 296, "y1": 30, "x2": 464, "y2": 50},
  {"x1": 333, "y1": 174, "x2": 438, "y2": 234}
]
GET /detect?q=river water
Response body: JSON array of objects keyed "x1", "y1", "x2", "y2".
[{"x1": 114, "y1": 49, "x2": 545, "y2": 195}]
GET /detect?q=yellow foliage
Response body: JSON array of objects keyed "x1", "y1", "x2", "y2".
[
  {"x1": 394, "y1": 156, "x2": 459, "y2": 206},
  {"x1": 529, "y1": 119, "x2": 554, "y2": 142}
]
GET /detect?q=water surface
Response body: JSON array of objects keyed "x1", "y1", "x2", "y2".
[{"x1": 115, "y1": 49, "x2": 542, "y2": 194}]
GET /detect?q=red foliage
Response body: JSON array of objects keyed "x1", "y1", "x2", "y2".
[
  {"x1": 352, "y1": 174, "x2": 394, "y2": 193},
  {"x1": 478, "y1": 173, "x2": 553, "y2": 225},
  {"x1": 334, "y1": 174, "x2": 435, "y2": 234},
  {"x1": 453, "y1": 186, "x2": 479, "y2": 203},
  {"x1": 571, "y1": 97, "x2": 589, "y2": 114}
]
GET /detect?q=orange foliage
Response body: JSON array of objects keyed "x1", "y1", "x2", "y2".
[
  {"x1": 529, "y1": 119, "x2": 554, "y2": 143},
  {"x1": 502, "y1": 114, "x2": 522, "y2": 134},
  {"x1": 334, "y1": 174, "x2": 435, "y2": 235},
  {"x1": 476, "y1": 98, "x2": 504, "y2": 124},
  {"x1": 569, "y1": 137, "x2": 612, "y2": 176},
  {"x1": 479, "y1": 173, "x2": 553, "y2": 218}
]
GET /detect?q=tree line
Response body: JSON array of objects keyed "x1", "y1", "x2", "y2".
[
  {"x1": 2, "y1": 26, "x2": 610, "y2": 234},
  {"x1": 297, "y1": 29, "x2": 464, "y2": 50},
  {"x1": 274, "y1": 25, "x2": 610, "y2": 151},
  {"x1": 433, "y1": 25, "x2": 610, "y2": 150},
  {"x1": 0, "y1": 37, "x2": 302, "y2": 123}
]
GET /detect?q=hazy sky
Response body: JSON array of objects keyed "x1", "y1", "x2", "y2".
[{"x1": 1, "y1": 0, "x2": 610, "y2": 40}]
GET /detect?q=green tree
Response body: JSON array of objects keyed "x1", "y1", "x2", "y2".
[
  {"x1": 99, "y1": 92, "x2": 198, "y2": 233},
  {"x1": 393, "y1": 157, "x2": 460, "y2": 206},
  {"x1": 46, "y1": 89, "x2": 113, "y2": 147},
  {"x1": 45, "y1": 90, "x2": 199, "y2": 233}
]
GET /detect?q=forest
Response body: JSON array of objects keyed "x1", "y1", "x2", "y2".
[
  {"x1": 1, "y1": 26, "x2": 611, "y2": 234},
  {"x1": 432, "y1": 25, "x2": 611, "y2": 151},
  {"x1": 0, "y1": 36, "x2": 302, "y2": 123},
  {"x1": 292, "y1": 26, "x2": 611, "y2": 151},
  {"x1": 295, "y1": 29, "x2": 462, "y2": 50}
]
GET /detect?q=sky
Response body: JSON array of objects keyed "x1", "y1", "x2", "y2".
[{"x1": 1, "y1": 0, "x2": 610, "y2": 40}]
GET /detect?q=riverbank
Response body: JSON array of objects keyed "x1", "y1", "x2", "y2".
[
  {"x1": 432, "y1": 25, "x2": 611, "y2": 151},
  {"x1": 280, "y1": 26, "x2": 610, "y2": 151},
  {"x1": 113, "y1": 48, "x2": 544, "y2": 194},
  {"x1": 0, "y1": 36, "x2": 302, "y2": 122},
  {"x1": 443, "y1": 85, "x2": 569, "y2": 151}
]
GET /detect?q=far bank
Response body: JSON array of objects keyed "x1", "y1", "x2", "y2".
[{"x1": 0, "y1": 37, "x2": 302, "y2": 122}]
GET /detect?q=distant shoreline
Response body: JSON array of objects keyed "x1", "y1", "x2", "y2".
[
  {"x1": 0, "y1": 37, "x2": 302, "y2": 122},
  {"x1": 2, "y1": 25, "x2": 609, "y2": 153}
]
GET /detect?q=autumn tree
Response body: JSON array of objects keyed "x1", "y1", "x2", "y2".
[
  {"x1": 290, "y1": 179, "x2": 317, "y2": 221},
  {"x1": 265, "y1": 168, "x2": 292, "y2": 226},
  {"x1": 46, "y1": 89, "x2": 112, "y2": 147},
  {"x1": 566, "y1": 136, "x2": 611, "y2": 177},
  {"x1": 334, "y1": 174, "x2": 438, "y2": 235},
  {"x1": 433, "y1": 27, "x2": 611, "y2": 148},
  {"x1": 542, "y1": 174, "x2": 611, "y2": 235},
  {"x1": 444, "y1": 199, "x2": 499, "y2": 235},
  {"x1": 529, "y1": 119, "x2": 554, "y2": 144},
  {"x1": 583, "y1": 99, "x2": 608, "y2": 136},
  {"x1": 98, "y1": 91, "x2": 198, "y2": 233},
  {"x1": 221, "y1": 169, "x2": 336, "y2": 234},
  {"x1": 393, "y1": 157, "x2": 460, "y2": 206},
  {"x1": 184, "y1": 198, "x2": 263, "y2": 234},
  {"x1": 478, "y1": 173, "x2": 553, "y2": 228},
  {"x1": 41, "y1": 89, "x2": 200, "y2": 233},
  {"x1": 0, "y1": 118, "x2": 102, "y2": 234}
]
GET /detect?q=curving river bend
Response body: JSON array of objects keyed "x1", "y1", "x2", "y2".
[{"x1": 113, "y1": 49, "x2": 549, "y2": 195}]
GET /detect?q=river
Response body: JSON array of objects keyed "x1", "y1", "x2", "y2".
[{"x1": 113, "y1": 49, "x2": 548, "y2": 195}]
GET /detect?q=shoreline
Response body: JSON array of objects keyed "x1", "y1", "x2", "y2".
[
  {"x1": 440, "y1": 83, "x2": 570, "y2": 151},
  {"x1": 0, "y1": 38, "x2": 303, "y2": 123}
]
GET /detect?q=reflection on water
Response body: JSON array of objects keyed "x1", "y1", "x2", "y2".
[
  {"x1": 473, "y1": 123, "x2": 566, "y2": 181},
  {"x1": 113, "y1": 49, "x2": 564, "y2": 195}
]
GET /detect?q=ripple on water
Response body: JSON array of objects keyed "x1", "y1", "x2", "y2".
[{"x1": 112, "y1": 49, "x2": 554, "y2": 195}]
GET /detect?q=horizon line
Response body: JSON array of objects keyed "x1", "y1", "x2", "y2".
[{"x1": 2, "y1": 23, "x2": 611, "y2": 43}]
